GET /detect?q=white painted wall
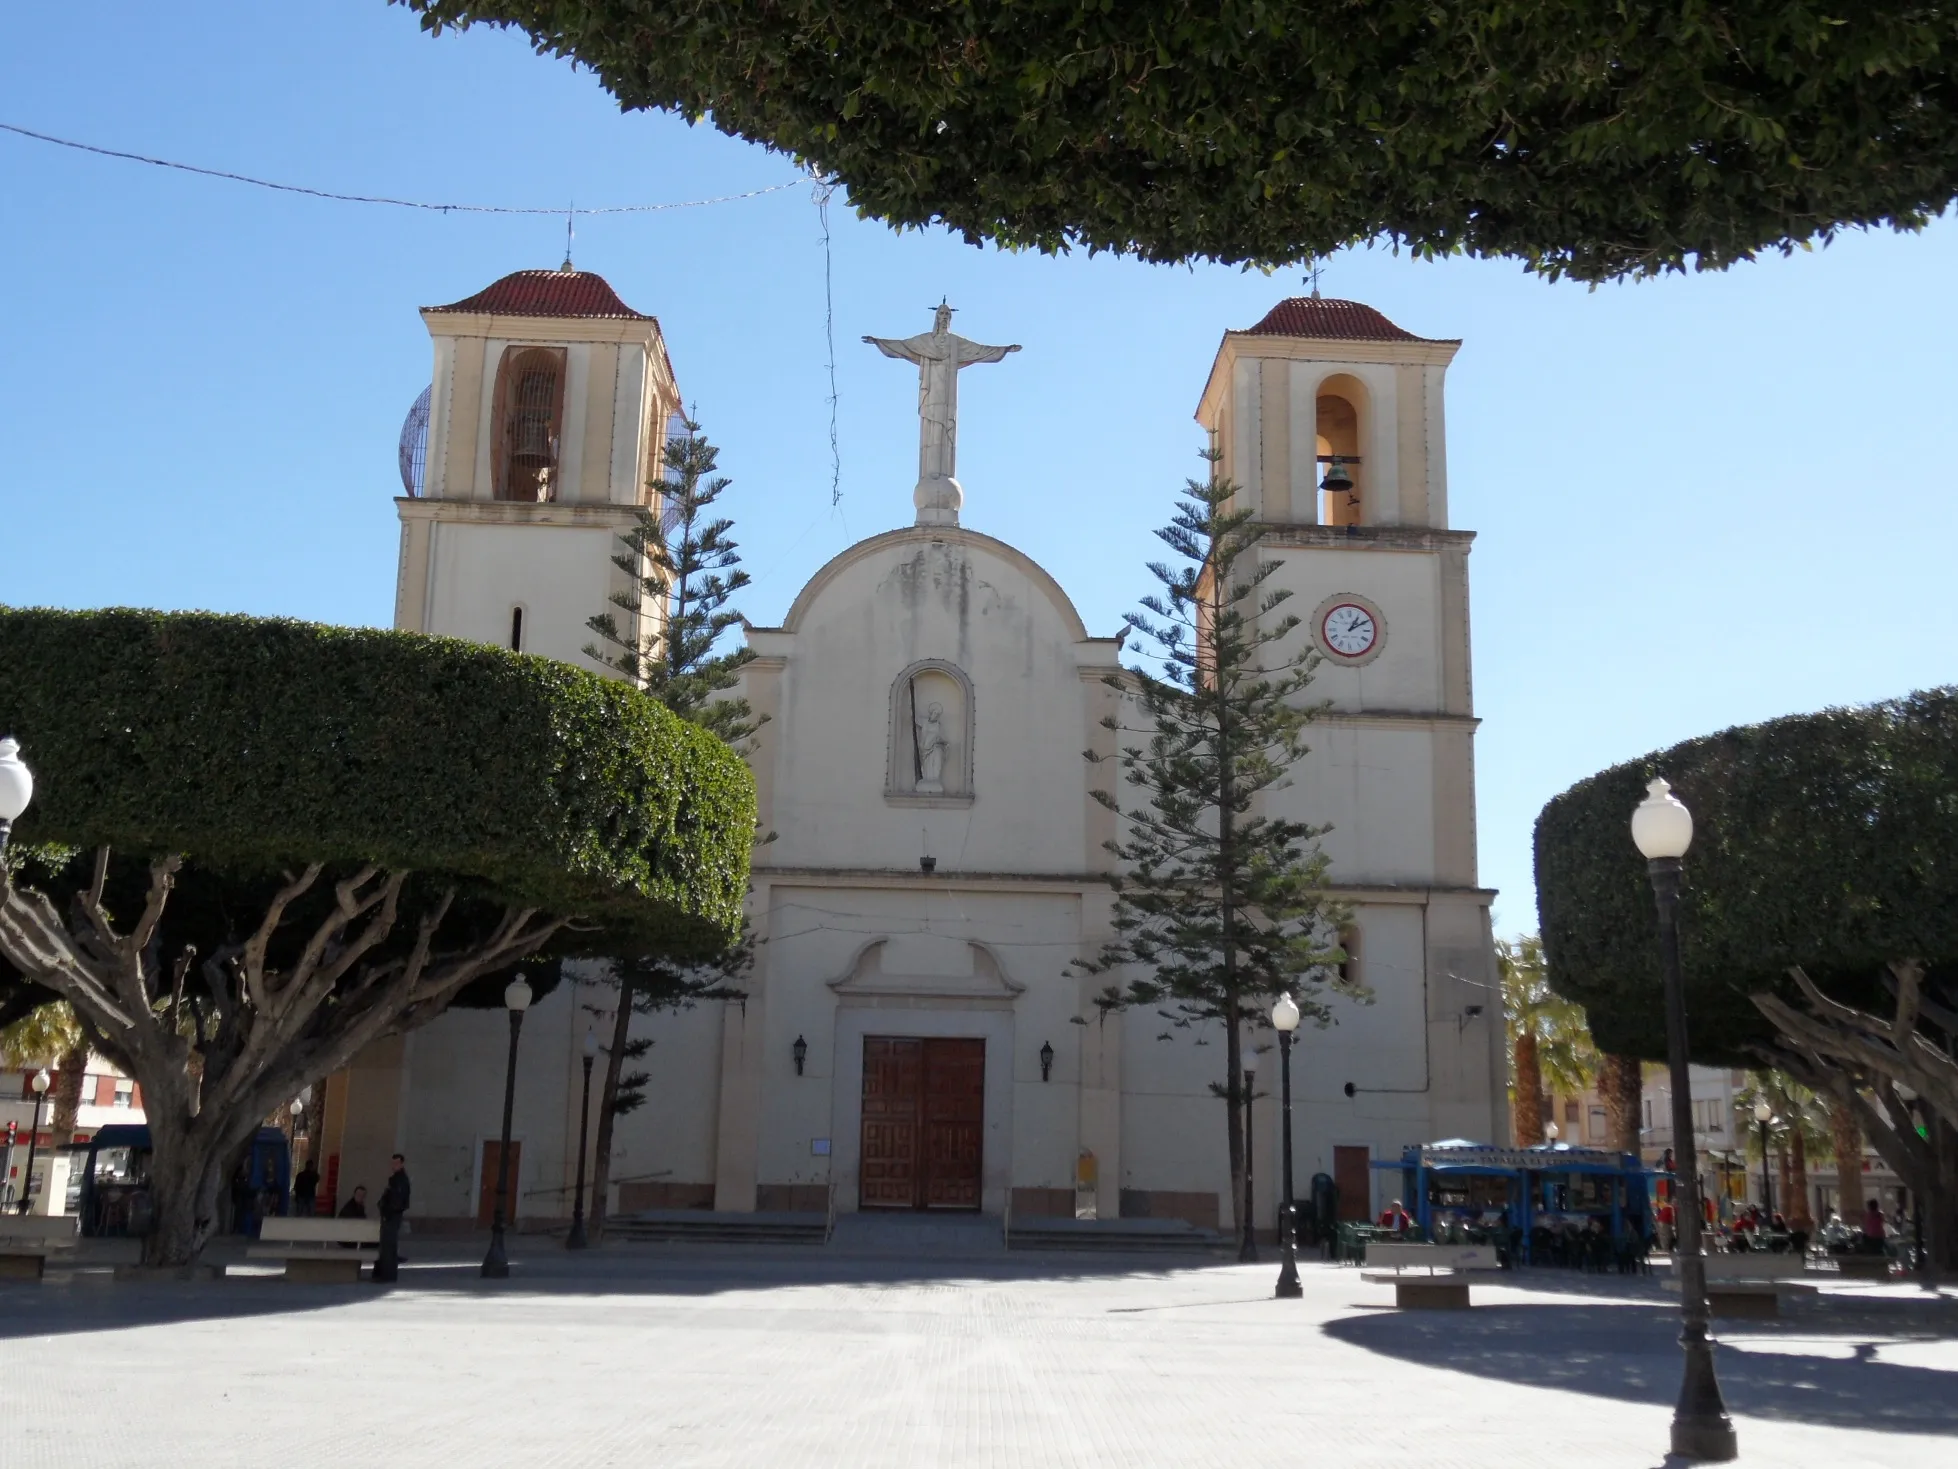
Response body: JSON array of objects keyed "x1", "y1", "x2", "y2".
[{"x1": 423, "y1": 521, "x2": 616, "y2": 665}]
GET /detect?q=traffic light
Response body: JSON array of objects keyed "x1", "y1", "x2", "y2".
[{"x1": 4, "y1": 1120, "x2": 15, "y2": 1146}]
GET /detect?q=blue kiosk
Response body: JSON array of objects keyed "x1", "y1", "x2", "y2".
[{"x1": 1377, "y1": 1139, "x2": 1655, "y2": 1263}]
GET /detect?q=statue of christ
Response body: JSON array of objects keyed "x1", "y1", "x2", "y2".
[{"x1": 864, "y1": 301, "x2": 1019, "y2": 525}]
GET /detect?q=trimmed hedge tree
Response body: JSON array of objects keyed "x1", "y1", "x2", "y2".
[
  {"x1": 1535, "y1": 689, "x2": 1958, "y2": 1266},
  {"x1": 1534, "y1": 688, "x2": 1958, "y2": 1063},
  {"x1": 0, "y1": 608, "x2": 753, "y2": 1265},
  {"x1": 400, "y1": 1, "x2": 1958, "y2": 282}
]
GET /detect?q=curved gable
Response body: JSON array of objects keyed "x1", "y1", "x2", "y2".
[{"x1": 770, "y1": 527, "x2": 1092, "y2": 642}]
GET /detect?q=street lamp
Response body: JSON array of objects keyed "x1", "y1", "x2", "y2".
[
  {"x1": 1240, "y1": 1057, "x2": 1258, "y2": 1264},
  {"x1": 0, "y1": 738, "x2": 32, "y2": 858},
  {"x1": 16, "y1": 1067, "x2": 50, "y2": 1216},
  {"x1": 1633, "y1": 777, "x2": 1736, "y2": 1462},
  {"x1": 567, "y1": 1028, "x2": 598, "y2": 1250},
  {"x1": 481, "y1": 973, "x2": 532, "y2": 1278},
  {"x1": 1751, "y1": 1098, "x2": 1774, "y2": 1215},
  {"x1": 1272, "y1": 993, "x2": 1303, "y2": 1299}
]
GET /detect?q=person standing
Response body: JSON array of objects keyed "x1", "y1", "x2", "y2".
[
  {"x1": 373, "y1": 1154, "x2": 410, "y2": 1283},
  {"x1": 292, "y1": 1160, "x2": 320, "y2": 1219}
]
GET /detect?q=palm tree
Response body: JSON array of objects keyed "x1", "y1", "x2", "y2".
[
  {"x1": 1500, "y1": 934, "x2": 1599, "y2": 1144},
  {"x1": 1736, "y1": 1071, "x2": 1832, "y2": 1231},
  {"x1": 0, "y1": 999, "x2": 90, "y2": 1144}
]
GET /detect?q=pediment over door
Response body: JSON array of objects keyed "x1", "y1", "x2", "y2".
[{"x1": 826, "y1": 937, "x2": 1023, "y2": 1008}]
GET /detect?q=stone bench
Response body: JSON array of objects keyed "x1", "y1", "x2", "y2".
[
  {"x1": 1362, "y1": 1243, "x2": 1501, "y2": 1309},
  {"x1": 1663, "y1": 1253, "x2": 1818, "y2": 1319},
  {"x1": 1833, "y1": 1253, "x2": 1894, "y2": 1282},
  {"x1": 0, "y1": 1215, "x2": 80, "y2": 1279},
  {"x1": 245, "y1": 1218, "x2": 381, "y2": 1282}
]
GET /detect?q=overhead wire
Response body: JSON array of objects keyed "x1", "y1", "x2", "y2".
[{"x1": 0, "y1": 120, "x2": 801, "y2": 215}]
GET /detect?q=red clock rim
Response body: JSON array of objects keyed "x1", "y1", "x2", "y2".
[{"x1": 1320, "y1": 602, "x2": 1376, "y2": 658}]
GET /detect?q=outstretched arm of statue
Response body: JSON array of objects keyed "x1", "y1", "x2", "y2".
[
  {"x1": 955, "y1": 342, "x2": 1022, "y2": 365},
  {"x1": 863, "y1": 334, "x2": 928, "y2": 364}
]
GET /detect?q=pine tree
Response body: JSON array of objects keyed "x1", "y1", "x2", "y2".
[
  {"x1": 582, "y1": 415, "x2": 761, "y2": 1236},
  {"x1": 1079, "y1": 461, "x2": 1360, "y2": 1257}
]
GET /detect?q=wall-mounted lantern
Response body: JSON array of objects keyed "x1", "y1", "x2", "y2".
[
  {"x1": 792, "y1": 1034, "x2": 808, "y2": 1076},
  {"x1": 1039, "y1": 1040, "x2": 1054, "y2": 1083}
]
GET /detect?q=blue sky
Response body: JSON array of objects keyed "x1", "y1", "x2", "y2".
[{"x1": 5, "y1": 3, "x2": 1955, "y2": 934}]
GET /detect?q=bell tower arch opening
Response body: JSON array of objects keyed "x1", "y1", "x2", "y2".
[
  {"x1": 1314, "y1": 372, "x2": 1368, "y2": 527},
  {"x1": 491, "y1": 346, "x2": 567, "y2": 502}
]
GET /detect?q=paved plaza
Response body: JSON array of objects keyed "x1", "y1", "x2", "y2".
[{"x1": 3, "y1": 1238, "x2": 1955, "y2": 1468}]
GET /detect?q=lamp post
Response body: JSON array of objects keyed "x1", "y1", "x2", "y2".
[
  {"x1": 16, "y1": 1068, "x2": 49, "y2": 1216},
  {"x1": 567, "y1": 1028, "x2": 597, "y2": 1250},
  {"x1": 481, "y1": 973, "x2": 532, "y2": 1278},
  {"x1": 0, "y1": 737, "x2": 32, "y2": 858},
  {"x1": 1751, "y1": 1098, "x2": 1774, "y2": 1215},
  {"x1": 1272, "y1": 993, "x2": 1303, "y2": 1299},
  {"x1": 1240, "y1": 1058, "x2": 1258, "y2": 1264},
  {"x1": 1633, "y1": 777, "x2": 1736, "y2": 1462}
]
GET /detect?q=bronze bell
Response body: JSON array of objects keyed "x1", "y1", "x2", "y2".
[{"x1": 1322, "y1": 457, "x2": 1355, "y2": 499}]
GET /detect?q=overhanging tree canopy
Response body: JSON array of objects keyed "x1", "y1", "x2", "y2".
[
  {"x1": 1533, "y1": 687, "x2": 1958, "y2": 1063},
  {"x1": 0, "y1": 607, "x2": 752, "y2": 947},
  {"x1": 400, "y1": 0, "x2": 1958, "y2": 281}
]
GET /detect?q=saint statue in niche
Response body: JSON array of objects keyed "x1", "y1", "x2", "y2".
[{"x1": 913, "y1": 699, "x2": 948, "y2": 793}]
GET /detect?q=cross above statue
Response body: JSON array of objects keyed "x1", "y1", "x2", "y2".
[{"x1": 864, "y1": 301, "x2": 1020, "y2": 526}]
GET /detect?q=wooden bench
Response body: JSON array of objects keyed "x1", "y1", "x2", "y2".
[
  {"x1": 245, "y1": 1218, "x2": 381, "y2": 1282},
  {"x1": 1664, "y1": 1252, "x2": 1818, "y2": 1319},
  {"x1": 0, "y1": 1215, "x2": 80, "y2": 1280},
  {"x1": 1362, "y1": 1242, "x2": 1501, "y2": 1309}
]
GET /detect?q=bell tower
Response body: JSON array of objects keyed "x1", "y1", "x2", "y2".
[
  {"x1": 1196, "y1": 297, "x2": 1506, "y2": 1146},
  {"x1": 392, "y1": 265, "x2": 682, "y2": 665}
]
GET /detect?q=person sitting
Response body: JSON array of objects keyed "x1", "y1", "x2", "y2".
[
  {"x1": 1859, "y1": 1198, "x2": 1889, "y2": 1255},
  {"x1": 1376, "y1": 1199, "x2": 1413, "y2": 1233},
  {"x1": 337, "y1": 1185, "x2": 368, "y2": 1219}
]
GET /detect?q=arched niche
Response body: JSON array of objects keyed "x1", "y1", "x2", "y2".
[
  {"x1": 490, "y1": 345, "x2": 567, "y2": 502},
  {"x1": 887, "y1": 659, "x2": 974, "y2": 803},
  {"x1": 1315, "y1": 372, "x2": 1369, "y2": 527}
]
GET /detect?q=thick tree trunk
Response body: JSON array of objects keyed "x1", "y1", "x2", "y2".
[
  {"x1": 48, "y1": 1039, "x2": 89, "y2": 1143},
  {"x1": 1224, "y1": 1002, "x2": 1245, "y2": 1242},
  {"x1": 1789, "y1": 1128, "x2": 1813, "y2": 1232},
  {"x1": 1600, "y1": 1054, "x2": 1641, "y2": 1156},
  {"x1": 1831, "y1": 1099, "x2": 1863, "y2": 1222},
  {"x1": 1513, "y1": 1031, "x2": 1544, "y2": 1144},
  {"x1": 585, "y1": 969, "x2": 637, "y2": 1242}
]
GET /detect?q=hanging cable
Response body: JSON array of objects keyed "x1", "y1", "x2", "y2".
[
  {"x1": 814, "y1": 176, "x2": 843, "y2": 505},
  {"x1": 0, "y1": 120, "x2": 799, "y2": 215}
]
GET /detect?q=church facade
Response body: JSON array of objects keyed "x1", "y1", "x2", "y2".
[{"x1": 311, "y1": 268, "x2": 1506, "y2": 1236}]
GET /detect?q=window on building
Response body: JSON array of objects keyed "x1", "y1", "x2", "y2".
[
  {"x1": 1589, "y1": 1106, "x2": 1607, "y2": 1140},
  {"x1": 1643, "y1": 1099, "x2": 1652, "y2": 1130},
  {"x1": 112, "y1": 1080, "x2": 133, "y2": 1109},
  {"x1": 1565, "y1": 1099, "x2": 1580, "y2": 1124},
  {"x1": 1336, "y1": 924, "x2": 1362, "y2": 988}
]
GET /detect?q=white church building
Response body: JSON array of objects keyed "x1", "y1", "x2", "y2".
[{"x1": 311, "y1": 267, "x2": 1507, "y2": 1237}]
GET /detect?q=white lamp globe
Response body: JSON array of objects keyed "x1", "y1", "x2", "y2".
[
  {"x1": 504, "y1": 974, "x2": 534, "y2": 1013},
  {"x1": 1545, "y1": 1121, "x2": 1559, "y2": 1141},
  {"x1": 1271, "y1": 993, "x2": 1302, "y2": 1033},
  {"x1": 1631, "y1": 777, "x2": 1693, "y2": 860},
  {"x1": 31, "y1": 1067, "x2": 51, "y2": 1096},
  {"x1": 0, "y1": 738, "x2": 33, "y2": 823},
  {"x1": 1752, "y1": 1098, "x2": 1773, "y2": 1124}
]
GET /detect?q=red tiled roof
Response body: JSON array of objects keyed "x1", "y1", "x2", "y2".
[
  {"x1": 427, "y1": 268, "x2": 652, "y2": 321},
  {"x1": 1239, "y1": 296, "x2": 1447, "y2": 343}
]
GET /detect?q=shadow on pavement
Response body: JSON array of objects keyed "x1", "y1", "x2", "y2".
[
  {"x1": 1323, "y1": 1299, "x2": 1958, "y2": 1437},
  {"x1": 0, "y1": 1239, "x2": 1229, "y2": 1341}
]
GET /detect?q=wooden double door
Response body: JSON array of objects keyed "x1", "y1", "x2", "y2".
[{"x1": 859, "y1": 1037, "x2": 985, "y2": 1211}]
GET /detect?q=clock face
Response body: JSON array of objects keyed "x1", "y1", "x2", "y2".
[{"x1": 1321, "y1": 603, "x2": 1378, "y2": 658}]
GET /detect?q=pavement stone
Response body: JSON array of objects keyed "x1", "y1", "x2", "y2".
[{"x1": 2, "y1": 1240, "x2": 1954, "y2": 1468}]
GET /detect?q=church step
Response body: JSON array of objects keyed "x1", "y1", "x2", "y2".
[
  {"x1": 1005, "y1": 1218, "x2": 1225, "y2": 1254},
  {"x1": 608, "y1": 1210, "x2": 828, "y2": 1246}
]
